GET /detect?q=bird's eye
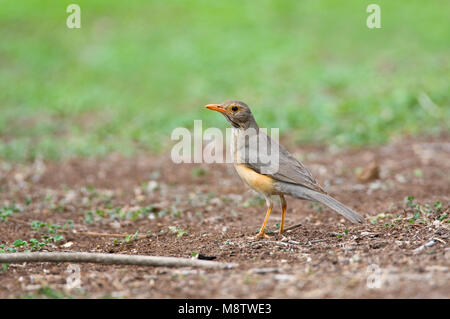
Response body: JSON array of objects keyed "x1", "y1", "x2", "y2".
[{"x1": 231, "y1": 106, "x2": 239, "y2": 112}]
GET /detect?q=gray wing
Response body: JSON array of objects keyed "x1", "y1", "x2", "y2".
[{"x1": 235, "y1": 129, "x2": 326, "y2": 194}]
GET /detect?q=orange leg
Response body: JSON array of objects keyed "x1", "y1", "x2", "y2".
[
  {"x1": 255, "y1": 197, "x2": 273, "y2": 239},
  {"x1": 279, "y1": 195, "x2": 287, "y2": 235}
]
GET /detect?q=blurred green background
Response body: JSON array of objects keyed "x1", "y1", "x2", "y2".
[{"x1": 0, "y1": 0, "x2": 448, "y2": 161}]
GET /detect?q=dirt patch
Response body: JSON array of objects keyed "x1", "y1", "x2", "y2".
[{"x1": 0, "y1": 135, "x2": 449, "y2": 298}]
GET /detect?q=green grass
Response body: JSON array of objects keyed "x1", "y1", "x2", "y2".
[{"x1": 0, "y1": 0, "x2": 449, "y2": 161}]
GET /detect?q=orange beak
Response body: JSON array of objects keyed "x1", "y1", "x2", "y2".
[{"x1": 205, "y1": 104, "x2": 227, "y2": 114}]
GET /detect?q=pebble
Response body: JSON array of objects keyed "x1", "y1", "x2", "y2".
[
  {"x1": 62, "y1": 241, "x2": 74, "y2": 248},
  {"x1": 147, "y1": 181, "x2": 159, "y2": 193},
  {"x1": 274, "y1": 274, "x2": 294, "y2": 281}
]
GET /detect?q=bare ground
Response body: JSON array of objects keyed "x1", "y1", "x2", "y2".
[{"x1": 0, "y1": 134, "x2": 449, "y2": 298}]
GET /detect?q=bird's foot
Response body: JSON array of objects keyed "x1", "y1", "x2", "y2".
[{"x1": 253, "y1": 232, "x2": 270, "y2": 240}]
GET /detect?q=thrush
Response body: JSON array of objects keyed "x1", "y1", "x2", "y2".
[{"x1": 206, "y1": 100, "x2": 364, "y2": 239}]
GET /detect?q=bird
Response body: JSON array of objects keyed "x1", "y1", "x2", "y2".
[{"x1": 205, "y1": 100, "x2": 364, "y2": 239}]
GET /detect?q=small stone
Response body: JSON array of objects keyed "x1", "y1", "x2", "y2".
[
  {"x1": 395, "y1": 174, "x2": 407, "y2": 183},
  {"x1": 147, "y1": 181, "x2": 159, "y2": 193},
  {"x1": 357, "y1": 161, "x2": 379, "y2": 182},
  {"x1": 274, "y1": 274, "x2": 294, "y2": 281},
  {"x1": 110, "y1": 221, "x2": 121, "y2": 229},
  {"x1": 62, "y1": 242, "x2": 74, "y2": 248}
]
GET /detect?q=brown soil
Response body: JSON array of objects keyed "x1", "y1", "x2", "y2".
[{"x1": 0, "y1": 135, "x2": 449, "y2": 298}]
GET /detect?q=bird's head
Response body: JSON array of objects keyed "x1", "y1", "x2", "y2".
[{"x1": 205, "y1": 100, "x2": 256, "y2": 129}]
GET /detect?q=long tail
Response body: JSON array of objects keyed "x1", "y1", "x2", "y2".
[{"x1": 275, "y1": 182, "x2": 365, "y2": 224}]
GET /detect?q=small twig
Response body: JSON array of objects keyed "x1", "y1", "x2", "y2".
[
  {"x1": 284, "y1": 223, "x2": 302, "y2": 232},
  {"x1": 433, "y1": 237, "x2": 446, "y2": 244},
  {"x1": 413, "y1": 238, "x2": 437, "y2": 253},
  {"x1": 308, "y1": 239, "x2": 328, "y2": 244},
  {"x1": 0, "y1": 252, "x2": 237, "y2": 269}
]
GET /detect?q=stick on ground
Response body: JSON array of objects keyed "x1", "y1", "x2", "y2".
[
  {"x1": 284, "y1": 223, "x2": 302, "y2": 232},
  {"x1": 0, "y1": 252, "x2": 237, "y2": 269}
]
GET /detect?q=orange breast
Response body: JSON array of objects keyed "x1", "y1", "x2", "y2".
[{"x1": 234, "y1": 164, "x2": 276, "y2": 195}]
